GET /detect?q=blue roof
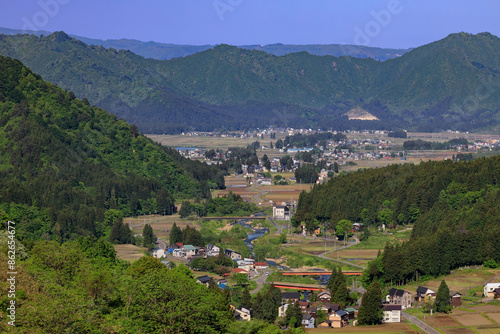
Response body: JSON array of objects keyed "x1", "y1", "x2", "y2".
[
  {"x1": 218, "y1": 283, "x2": 231, "y2": 290},
  {"x1": 336, "y1": 310, "x2": 348, "y2": 316}
]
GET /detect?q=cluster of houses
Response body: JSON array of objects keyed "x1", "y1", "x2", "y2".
[{"x1": 151, "y1": 242, "x2": 237, "y2": 261}]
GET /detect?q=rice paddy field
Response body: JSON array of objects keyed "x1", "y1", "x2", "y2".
[
  {"x1": 306, "y1": 323, "x2": 416, "y2": 333},
  {"x1": 413, "y1": 304, "x2": 500, "y2": 334}
]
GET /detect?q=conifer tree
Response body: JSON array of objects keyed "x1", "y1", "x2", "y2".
[
  {"x1": 142, "y1": 224, "x2": 155, "y2": 248},
  {"x1": 241, "y1": 286, "x2": 252, "y2": 310},
  {"x1": 435, "y1": 280, "x2": 450, "y2": 313},
  {"x1": 109, "y1": 218, "x2": 123, "y2": 244},
  {"x1": 332, "y1": 272, "x2": 349, "y2": 308},
  {"x1": 358, "y1": 280, "x2": 383, "y2": 325},
  {"x1": 285, "y1": 301, "x2": 302, "y2": 328},
  {"x1": 169, "y1": 222, "x2": 182, "y2": 245}
]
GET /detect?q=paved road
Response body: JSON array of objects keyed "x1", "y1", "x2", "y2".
[
  {"x1": 251, "y1": 270, "x2": 271, "y2": 294},
  {"x1": 267, "y1": 216, "x2": 283, "y2": 234},
  {"x1": 402, "y1": 312, "x2": 440, "y2": 334}
]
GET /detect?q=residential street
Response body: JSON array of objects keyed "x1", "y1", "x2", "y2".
[{"x1": 401, "y1": 312, "x2": 440, "y2": 334}]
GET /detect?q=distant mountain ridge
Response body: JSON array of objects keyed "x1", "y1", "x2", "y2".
[
  {"x1": 0, "y1": 27, "x2": 410, "y2": 60},
  {"x1": 0, "y1": 30, "x2": 499, "y2": 133}
]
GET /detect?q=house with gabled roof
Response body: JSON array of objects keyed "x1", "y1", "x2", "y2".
[
  {"x1": 449, "y1": 291, "x2": 462, "y2": 307},
  {"x1": 415, "y1": 286, "x2": 436, "y2": 301},
  {"x1": 302, "y1": 313, "x2": 315, "y2": 328},
  {"x1": 197, "y1": 275, "x2": 211, "y2": 287},
  {"x1": 282, "y1": 292, "x2": 300, "y2": 303},
  {"x1": 387, "y1": 288, "x2": 412, "y2": 309},
  {"x1": 318, "y1": 289, "x2": 331, "y2": 301}
]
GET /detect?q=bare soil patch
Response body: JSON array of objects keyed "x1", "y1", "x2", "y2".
[
  {"x1": 485, "y1": 312, "x2": 500, "y2": 324},
  {"x1": 441, "y1": 328, "x2": 475, "y2": 334},
  {"x1": 425, "y1": 315, "x2": 461, "y2": 327},
  {"x1": 306, "y1": 322, "x2": 414, "y2": 332},
  {"x1": 114, "y1": 244, "x2": 145, "y2": 262},
  {"x1": 470, "y1": 305, "x2": 500, "y2": 313},
  {"x1": 452, "y1": 314, "x2": 492, "y2": 326}
]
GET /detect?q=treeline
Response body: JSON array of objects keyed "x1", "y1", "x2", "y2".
[
  {"x1": 362, "y1": 217, "x2": 500, "y2": 287},
  {"x1": 281, "y1": 132, "x2": 347, "y2": 148},
  {"x1": 179, "y1": 192, "x2": 258, "y2": 218},
  {"x1": 403, "y1": 138, "x2": 469, "y2": 150},
  {"x1": 169, "y1": 223, "x2": 204, "y2": 247},
  {"x1": 295, "y1": 155, "x2": 500, "y2": 280},
  {"x1": 295, "y1": 155, "x2": 500, "y2": 227},
  {"x1": 0, "y1": 56, "x2": 223, "y2": 243}
]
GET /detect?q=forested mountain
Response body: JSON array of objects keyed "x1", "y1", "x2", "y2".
[
  {"x1": 0, "y1": 56, "x2": 224, "y2": 242},
  {"x1": 0, "y1": 31, "x2": 499, "y2": 133},
  {"x1": 0, "y1": 27, "x2": 409, "y2": 60},
  {"x1": 295, "y1": 156, "x2": 500, "y2": 283}
]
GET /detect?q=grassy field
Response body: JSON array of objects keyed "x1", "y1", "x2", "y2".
[
  {"x1": 400, "y1": 267, "x2": 500, "y2": 298},
  {"x1": 125, "y1": 213, "x2": 199, "y2": 239}
]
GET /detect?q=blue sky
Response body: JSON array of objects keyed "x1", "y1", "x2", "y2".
[{"x1": 1, "y1": 0, "x2": 499, "y2": 48}]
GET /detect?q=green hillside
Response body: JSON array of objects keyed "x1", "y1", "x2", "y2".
[
  {"x1": 295, "y1": 155, "x2": 500, "y2": 283},
  {"x1": 0, "y1": 31, "x2": 499, "y2": 132},
  {"x1": 0, "y1": 56, "x2": 224, "y2": 242}
]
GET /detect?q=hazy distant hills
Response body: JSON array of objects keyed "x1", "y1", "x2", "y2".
[
  {"x1": 0, "y1": 27, "x2": 409, "y2": 60},
  {"x1": 0, "y1": 30, "x2": 499, "y2": 133}
]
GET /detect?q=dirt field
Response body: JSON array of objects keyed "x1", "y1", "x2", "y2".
[
  {"x1": 114, "y1": 244, "x2": 145, "y2": 262},
  {"x1": 125, "y1": 214, "x2": 199, "y2": 238},
  {"x1": 486, "y1": 312, "x2": 500, "y2": 324},
  {"x1": 441, "y1": 328, "x2": 475, "y2": 334},
  {"x1": 476, "y1": 328, "x2": 500, "y2": 334},
  {"x1": 306, "y1": 322, "x2": 415, "y2": 333},
  {"x1": 424, "y1": 315, "x2": 461, "y2": 327},
  {"x1": 451, "y1": 314, "x2": 493, "y2": 326}
]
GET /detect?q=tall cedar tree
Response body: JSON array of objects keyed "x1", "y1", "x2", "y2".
[
  {"x1": 169, "y1": 223, "x2": 182, "y2": 245},
  {"x1": 358, "y1": 280, "x2": 383, "y2": 325},
  {"x1": 326, "y1": 267, "x2": 339, "y2": 295},
  {"x1": 285, "y1": 301, "x2": 303, "y2": 328},
  {"x1": 241, "y1": 287, "x2": 252, "y2": 310},
  {"x1": 332, "y1": 271, "x2": 350, "y2": 309},
  {"x1": 435, "y1": 280, "x2": 450, "y2": 313},
  {"x1": 142, "y1": 224, "x2": 155, "y2": 248}
]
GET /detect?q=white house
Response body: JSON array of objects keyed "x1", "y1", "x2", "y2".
[
  {"x1": 235, "y1": 307, "x2": 252, "y2": 321},
  {"x1": 151, "y1": 247, "x2": 165, "y2": 259},
  {"x1": 383, "y1": 304, "x2": 401, "y2": 323},
  {"x1": 273, "y1": 205, "x2": 290, "y2": 220},
  {"x1": 484, "y1": 283, "x2": 500, "y2": 297},
  {"x1": 302, "y1": 314, "x2": 315, "y2": 328}
]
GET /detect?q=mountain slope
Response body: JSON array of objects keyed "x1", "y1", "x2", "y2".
[
  {"x1": 0, "y1": 31, "x2": 499, "y2": 132},
  {"x1": 0, "y1": 27, "x2": 410, "y2": 60},
  {"x1": 0, "y1": 55, "x2": 223, "y2": 242}
]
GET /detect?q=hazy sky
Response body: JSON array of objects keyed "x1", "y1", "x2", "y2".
[{"x1": 1, "y1": 0, "x2": 499, "y2": 48}]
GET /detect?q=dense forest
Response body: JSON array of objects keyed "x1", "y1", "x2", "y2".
[
  {"x1": 1, "y1": 32, "x2": 500, "y2": 133},
  {"x1": 295, "y1": 155, "x2": 500, "y2": 283},
  {"x1": 0, "y1": 237, "x2": 304, "y2": 333},
  {"x1": 0, "y1": 56, "x2": 224, "y2": 243}
]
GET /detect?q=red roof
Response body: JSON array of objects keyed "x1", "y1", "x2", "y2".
[
  {"x1": 254, "y1": 262, "x2": 268, "y2": 266},
  {"x1": 176, "y1": 242, "x2": 183, "y2": 247},
  {"x1": 231, "y1": 268, "x2": 248, "y2": 274}
]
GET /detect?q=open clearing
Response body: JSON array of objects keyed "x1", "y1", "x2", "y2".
[
  {"x1": 125, "y1": 214, "x2": 199, "y2": 239},
  {"x1": 114, "y1": 244, "x2": 145, "y2": 262},
  {"x1": 441, "y1": 329, "x2": 475, "y2": 334},
  {"x1": 401, "y1": 268, "x2": 500, "y2": 295},
  {"x1": 476, "y1": 328, "x2": 500, "y2": 334}
]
